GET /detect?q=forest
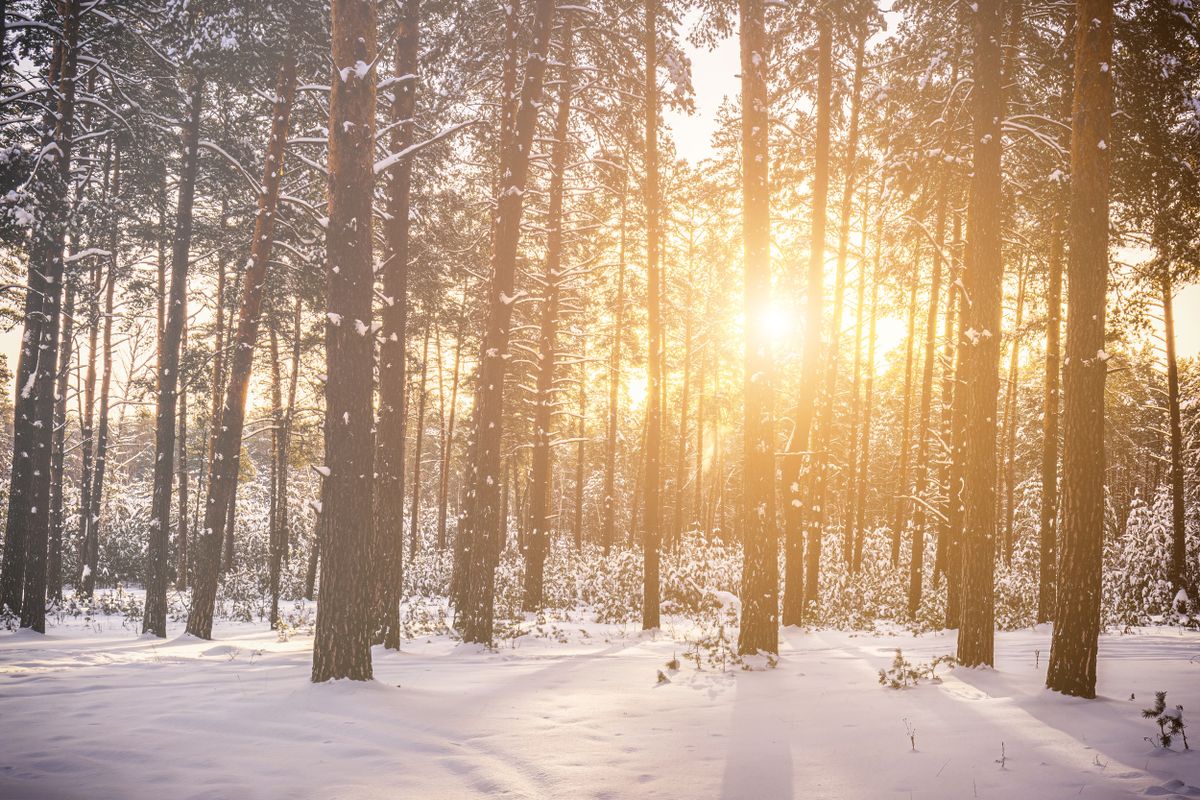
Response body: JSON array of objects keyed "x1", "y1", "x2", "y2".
[{"x1": 1, "y1": 0, "x2": 1200, "y2": 797}]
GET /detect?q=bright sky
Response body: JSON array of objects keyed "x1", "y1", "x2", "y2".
[{"x1": 664, "y1": 33, "x2": 1200, "y2": 360}]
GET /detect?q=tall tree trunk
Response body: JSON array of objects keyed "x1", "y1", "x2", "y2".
[
  {"x1": 737, "y1": 0, "x2": 778, "y2": 655},
  {"x1": 145, "y1": 72, "x2": 204, "y2": 638},
  {"x1": 942, "y1": 213, "x2": 968, "y2": 628},
  {"x1": 781, "y1": 15, "x2": 830, "y2": 625},
  {"x1": 808, "y1": 25, "x2": 865, "y2": 606},
  {"x1": 956, "y1": 0, "x2": 1005, "y2": 668},
  {"x1": 890, "y1": 248, "x2": 920, "y2": 566},
  {"x1": 312, "y1": 0, "x2": 378, "y2": 682},
  {"x1": 1162, "y1": 274, "x2": 1186, "y2": 597},
  {"x1": 176, "y1": 306, "x2": 189, "y2": 589},
  {"x1": 268, "y1": 322, "x2": 285, "y2": 626},
  {"x1": 47, "y1": 283, "x2": 75, "y2": 602},
  {"x1": 907, "y1": 193, "x2": 946, "y2": 619},
  {"x1": 372, "y1": 0, "x2": 419, "y2": 650},
  {"x1": 573, "y1": 341, "x2": 587, "y2": 548},
  {"x1": 1037, "y1": 203, "x2": 1064, "y2": 622},
  {"x1": 999, "y1": 263, "x2": 1026, "y2": 562},
  {"x1": 672, "y1": 260, "x2": 694, "y2": 546},
  {"x1": 852, "y1": 214, "x2": 883, "y2": 573},
  {"x1": 641, "y1": 0, "x2": 664, "y2": 632},
  {"x1": 82, "y1": 153, "x2": 118, "y2": 601},
  {"x1": 602, "y1": 174, "x2": 627, "y2": 554},
  {"x1": 409, "y1": 323, "x2": 432, "y2": 558},
  {"x1": 458, "y1": 0, "x2": 557, "y2": 642},
  {"x1": 524, "y1": 17, "x2": 575, "y2": 610},
  {"x1": 1047, "y1": 0, "x2": 1112, "y2": 697},
  {"x1": 1, "y1": 0, "x2": 78, "y2": 628},
  {"x1": 188, "y1": 49, "x2": 297, "y2": 640},
  {"x1": 437, "y1": 296, "x2": 464, "y2": 550}
]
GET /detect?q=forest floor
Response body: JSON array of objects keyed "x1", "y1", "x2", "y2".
[{"x1": 2, "y1": 603, "x2": 1200, "y2": 799}]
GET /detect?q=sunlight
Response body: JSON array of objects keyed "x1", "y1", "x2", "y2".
[
  {"x1": 627, "y1": 372, "x2": 648, "y2": 411},
  {"x1": 758, "y1": 304, "x2": 795, "y2": 342}
]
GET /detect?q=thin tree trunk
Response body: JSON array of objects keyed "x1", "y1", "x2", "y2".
[
  {"x1": 1162, "y1": 274, "x2": 1186, "y2": 598},
  {"x1": 573, "y1": 346, "x2": 587, "y2": 548},
  {"x1": 176, "y1": 305, "x2": 189, "y2": 589},
  {"x1": 852, "y1": 214, "x2": 882, "y2": 573},
  {"x1": 144, "y1": 72, "x2": 204, "y2": 638},
  {"x1": 268, "y1": 322, "x2": 285, "y2": 626},
  {"x1": 188, "y1": 49, "x2": 297, "y2": 639},
  {"x1": 47, "y1": 283, "x2": 75, "y2": 602},
  {"x1": 409, "y1": 323, "x2": 432, "y2": 558},
  {"x1": 641, "y1": 0, "x2": 663, "y2": 632},
  {"x1": 1037, "y1": 203, "x2": 1064, "y2": 622},
  {"x1": 524, "y1": 17, "x2": 575, "y2": 609},
  {"x1": 672, "y1": 261, "x2": 693, "y2": 547},
  {"x1": 999, "y1": 263, "x2": 1027, "y2": 562},
  {"x1": 907, "y1": 193, "x2": 946, "y2": 619},
  {"x1": 437, "y1": 294, "x2": 464, "y2": 550},
  {"x1": 372, "y1": 0, "x2": 419, "y2": 650},
  {"x1": 781, "y1": 15, "x2": 830, "y2": 625},
  {"x1": 602, "y1": 173, "x2": 627, "y2": 553},
  {"x1": 890, "y1": 248, "x2": 920, "y2": 566}
]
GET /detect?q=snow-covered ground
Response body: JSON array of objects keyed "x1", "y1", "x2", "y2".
[{"x1": 2, "y1": 610, "x2": 1199, "y2": 799}]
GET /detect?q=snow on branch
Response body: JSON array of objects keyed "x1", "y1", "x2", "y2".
[{"x1": 373, "y1": 119, "x2": 481, "y2": 175}]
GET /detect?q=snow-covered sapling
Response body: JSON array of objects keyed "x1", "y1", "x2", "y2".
[
  {"x1": 879, "y1": 650, "x2": 956, "y2": 688},
  {"x1": 903, "y1": 718, "x2": 917, "y2": 752},
  {"x1": 1142, "y1": 692, "x2": 1189, "y2": 750}
]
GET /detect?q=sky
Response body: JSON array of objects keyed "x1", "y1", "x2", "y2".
[{"x1": 664, "y1": 33, "x2": 1200, "y2": 361}]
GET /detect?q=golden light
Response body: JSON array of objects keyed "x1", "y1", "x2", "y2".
[
  {"x1": 627, "y1": 372, "x2": 649, "y2": 411},
  {"x1": 758, "y1": 304, "x2": 794, "y2": 341}
]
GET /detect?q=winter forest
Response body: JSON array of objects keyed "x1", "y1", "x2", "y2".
[{"x1": 2, "y1": 0, "x2": 1200, "y2": 796}]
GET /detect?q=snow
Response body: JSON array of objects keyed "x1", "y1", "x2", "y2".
[{"x1": 2, "y1": 610, "x2": 1199, "y2": 799}]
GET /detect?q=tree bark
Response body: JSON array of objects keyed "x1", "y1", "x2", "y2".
[
  {"x1": 641, "y1": 0, "x2": 664, "y2": 632},
  {"x1": 409, "y1": 323, "x2": 432, "y2": 558},
  {"x1": 1, "y1": 0, "x2": 78, "y2": 628},
  {"x1": 1047, "y1": 0, "x2": 1112, "y2": 698},
  {"x1": 602, "y1": 172, "x2": 627, "y2": 554},
  {"x1": 372, "y1": 0, "x2": 419, "y2": 650},
  {"x1": 781, "y1": 15, "x2": 830, "y2": 625},
  {"x1": 737, "y1": 0, "x2": 779, "y2": 656},
  {"x1": 312, "y1": 0, "x2": 378, "y2": 682},
  {"x1": 956, "y1": 0, "x2": 1005, "y2": 668},
  {"x1": 524, "y1": 16, "x2": 575, "y2": 610},
  {"x1": 145, "y1": 72, "x2": 204, "y2": 638},
  {"x1": 47, "y1": 283, "x2": 75, "y2": 602},
  {"x1": 458, "y1": 0, "x2": 557, "y2": 644}
]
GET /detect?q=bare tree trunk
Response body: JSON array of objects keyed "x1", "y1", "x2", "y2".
[
  {"x1": 371, "y1": 0, "x2": 419, "y2": 650},
  {"x1": 907, "y1": 194, "x2": 946, "y2": 618},
  {"x1": 47, "y1": 282, "x2": 75, "y2": 603},
  {"x1": 1037, "y1": 208, "x2": 1064, "y2": 622},
  {"x1": 268, "y1": 322, "x2": 285, "y2": 626},
  {"x1": 956, "y1": 0, "x2": 1005, "y2": 668},
  {"x1": 312, "y1": 0, "x2": 378, "y2": 682},
  {"x1": 2, "y1": 1, "x2": 78, "y2": 629},
  {"x1": 145, "y1": 71, "x2": 204, "y2": 638},
  {"x1": 1162, "y1": 273, "x2": 1186, "y2": 597},
  {"x1": 672, "y1": 261, "x2": 694, "y2": 547},
  {"x1": 176, "y1": 307, "x2": 189, "y2": 589},
  {"x1": 1047, "y1": 0, "x2": 1112, "y2": 697},
  {"x1": 999, "y1": 263, "x2": 1027, "y2": 562},
  {"x1": 188, "y1": 49, "x2": 297, "y2": 639},
  {"x1": 852, "y1": 215, "x2": 882, "y2": 573},
  {"x1": 573, "y1": 343, "x2": 587, "y2": 548},
  {"x1": 602, "y1": 173, "x2": 627, "y2": 553},
  {"x1": 890, "y1": 250, "x2": 920, "y2": 566},
  {"x1": 781, "y1": 15, "x2": 830, "y2": 625},
  {"x1": 409, "y1": 323, "x2": 432, "y2": 558},
  {"x1": 524, "y1": 17, "x2": 575, "y2": 609},
  {"x1": 437, "y1": 294, "x2": 464, "y2": 550},
  {"x1": 737, "y1": 0, "x2": 778, "y2": 655},
  {"x1": 641, "y1": 0, "x2": 663, "y2": 632},
  {"x1": 459, "y1": 0, "x2": 558, "y2": 644}
]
